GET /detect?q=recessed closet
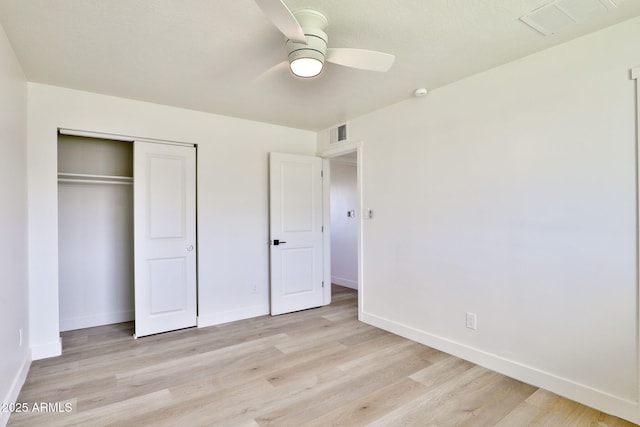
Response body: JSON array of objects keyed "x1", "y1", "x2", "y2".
[
  {"x1": 57, "y1": 135, "x2": 134, "y2": 331},
  {"x1": 57, "y1": 133, "x2": 198, "y2": 337}
]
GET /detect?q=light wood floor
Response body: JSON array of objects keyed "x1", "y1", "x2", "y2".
[{"x1": 9, "y1": 286, "x2": 637, "y2": 426}]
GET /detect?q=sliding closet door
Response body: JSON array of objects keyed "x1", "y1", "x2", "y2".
[{"x1": 134, "y1": 141, "x2": 197, "y2": 338}]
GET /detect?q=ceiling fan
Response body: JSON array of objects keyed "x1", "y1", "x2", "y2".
[{"x1": 255, "y1": 0, "x2": 396, "y2": 78}]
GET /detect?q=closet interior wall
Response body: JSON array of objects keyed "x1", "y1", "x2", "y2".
[{"x1": 57, "y1": 134, "x2": 134, "y2": 331}]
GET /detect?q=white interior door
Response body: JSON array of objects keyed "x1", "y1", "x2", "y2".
[
  {"x1": 270, "y1": 152, "x2": 324, "y2": 315},
  {"x1": 134, "y1": 141, "x2": 197, "y2": 337}
]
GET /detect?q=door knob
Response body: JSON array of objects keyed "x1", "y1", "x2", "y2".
[
  {"x1": 187, "y1": 245, "x2": 194, "y2": 251},
  {"x1": 273, "y1": 239, "x2": 287, "y2": 246}
]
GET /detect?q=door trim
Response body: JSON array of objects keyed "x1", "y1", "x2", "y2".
[
  {"x1": 319, "y1": 141, "x2": 364, "y2": 320},
  {"x1": 631, "y1": 66, "x2": 640, "y2": 419},
  {"x1": 59, "y1": 127, "x2": 195, "y2": 148}
]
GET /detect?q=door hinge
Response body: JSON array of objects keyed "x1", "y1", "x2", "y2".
[
  {"x1": 322, "y1": 281, "x2": 325, "y2": 288},
  {"x1": 321, "y1": 170, "x2": 323, "y2": 178},
  {"x1": 321, "y1": 226, "x2": 324, "y2": 232}
]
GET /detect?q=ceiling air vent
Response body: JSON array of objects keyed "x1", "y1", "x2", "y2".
[
  {"x1": 520, "y1": 0, "x2": 619, "y2": 36},
  {"x1": 330, "y1": 123, "x2": 348, "y2": 144}
]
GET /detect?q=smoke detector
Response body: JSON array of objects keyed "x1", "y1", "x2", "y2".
[{"x1": 414, "y1": 88, "x2": 428, "y2": 97}]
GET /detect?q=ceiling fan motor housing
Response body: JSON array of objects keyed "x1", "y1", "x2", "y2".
[{"x1": 286, "y1": 28, "x2": 328, "y2": 65}]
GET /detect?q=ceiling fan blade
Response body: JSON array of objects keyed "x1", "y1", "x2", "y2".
[
  {"x1": 325, "y1": 48, "x2": 395, "y2": 72},
  {"x1": 254, "y1": 60, "x2": 289, "y2": 84},
  {"x1": 254, "y1": 0, "x2": 307, "y2": 44}
]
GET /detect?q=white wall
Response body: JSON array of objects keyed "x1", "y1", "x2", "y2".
[
  {"x1": 0, "y1": 23, "x2": 30, "y2": 427},
  {"x1": 27, "y1": 83, "x2": 316, "y2": 359},
  {"x1": 330, "y1": 160, "x2": 358, "y2": 289},
  {"x1": 319, "y1": 17, "x2": 640, "y2": 424},
  {"x1": 58, "y1": 182, "x2": 134, "y2": 330}
]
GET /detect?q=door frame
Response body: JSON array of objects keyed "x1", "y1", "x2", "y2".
[
  {"x1": 319, "y1": 141, "x2": 364, "y2": 320},
  {"x1": 631, "y1": 66, "x2": 640, "y2": 424}
]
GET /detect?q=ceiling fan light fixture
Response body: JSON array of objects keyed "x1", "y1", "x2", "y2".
[{"x1": 290, "y1": 56, "x2": 324, "y2": 78}]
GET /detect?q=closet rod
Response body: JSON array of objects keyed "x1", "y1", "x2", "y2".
[
  {"x1": 58, "y1": 172, "x2": 132, "y2": 181},
  {"x1": 58, "y1": 178, "x2": 133, "y2": 186}
]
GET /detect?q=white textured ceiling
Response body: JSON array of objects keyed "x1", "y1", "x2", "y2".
[{"x1": 1, "y1": 0, "x2": 639, "y2": 131}]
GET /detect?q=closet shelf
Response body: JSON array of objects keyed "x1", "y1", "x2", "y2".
[{"x1": 58, "y1": 172, "x2": 133, "y2": 185}]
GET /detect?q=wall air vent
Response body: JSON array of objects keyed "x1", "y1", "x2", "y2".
[
  {"x1": 520, "y1": 0, "x2": 619, "y2": 36},
  {"x1": 330, "y1": 123, "x2": 348, "y2": 144}
]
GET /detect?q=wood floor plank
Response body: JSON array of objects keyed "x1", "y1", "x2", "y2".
[
  {"x1": 496, "y1": 389, "x2": 638, "y2": 427},
  {"x1": 8, "y1": 285, "x2": 637, "y2": 427},
  {"x1": 409, "y1": 353, "x2": 476, "y2": 388},
  {"x1": 255, "y1": 347, "x2": 438, "y2": 426},
  {"x1": 300, "y1": 377, "x2": 429, "y2": 427}
]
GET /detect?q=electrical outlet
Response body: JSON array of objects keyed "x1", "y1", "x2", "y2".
[
  {"x1": 19, "y1": 329, "x2": 23, "y2": 347},
  {"x1": 466, "y1": 312, "x2": 477, "y2": 330}
]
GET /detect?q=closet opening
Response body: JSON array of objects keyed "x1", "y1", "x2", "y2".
[{"x1": 57, "y1": 134, "x2": 134, "y2": 332}]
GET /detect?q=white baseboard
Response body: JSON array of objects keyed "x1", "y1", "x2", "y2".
[
  {"x1": 331, "y1": 276, "x2": 358, "y2": 290},
  {"x1": 1, "y1": 350, "x2": 31, "y2": 427},
  {"x1": 59, "y1": 310, "x2": 134, "y2": 332},
  {"x1": 197, "y1": 304, "x2": 270, "y2": 328},
  {"x1": 360, "y1": 310, "x2": 640, "y2": 425},
  {"x1": 31, "y1": 338, "x2": 61, "y2": 360}
]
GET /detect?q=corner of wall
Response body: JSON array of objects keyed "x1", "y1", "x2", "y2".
[
  {"x1": 315, "y1": 128, "x2": 331, "y2": 155},
  {"x1": 0, "y1": 350, "x2": 31, "y2": 427},
  {"x1": 30, "y1": 339, "x2": 61, "y2": 361},
  {"x1": 0, "y1": 19, "x2": 30, "y2": 427}
]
